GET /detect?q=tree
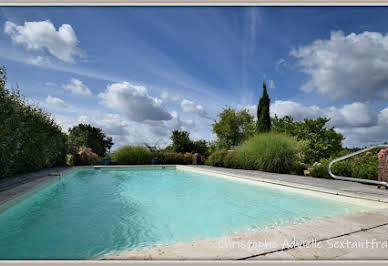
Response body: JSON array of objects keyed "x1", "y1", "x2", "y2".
[
  {"x1": 256, "y1": 82, "x2": 271, "y2": 133},
  {"x1": 192, "y1": 140, "x2": 209, "y2": 156},
  {"x1": 212, "y1": 107, "x2": 255, "y2": 149},
  {"x1": 171, "y1": 130, "x2": 193, "y2": 153},
  {"x1": 67, "y1": 124, "x2": 113, "y2": 157},
  {"x1": 170, "y1": 130, "x2": 209, "y2": 154},
  {"x1": 272, "y1": 115, "x2": 344, "y2": 163}
]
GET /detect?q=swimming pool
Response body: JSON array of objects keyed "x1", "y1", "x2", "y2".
[{"x1": 0, "y1": 166, "x2": 379, "y2": 259}]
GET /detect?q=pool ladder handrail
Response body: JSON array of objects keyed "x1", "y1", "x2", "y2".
[{"x1": 328, "y1": 144, "x2": 388, "y2": 186}]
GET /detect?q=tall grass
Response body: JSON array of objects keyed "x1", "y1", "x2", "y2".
[
  {"x1": 112, "y1": 146, "x2": 153, "y2": 165},
  {"x1": 206, "y1": 133, "x2": 304, "y2": 174}
]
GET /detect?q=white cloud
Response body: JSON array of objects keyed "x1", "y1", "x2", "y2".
[
  {"x1": 270, "y1": 100, "x2": 376, "y2": 128},
  {"x1": 25, "y1": 56, "x2": 49, "y2": 66},
  {"x1": 44, "y1": 82, "x2": 57, "y2": 87},
  {"x1": 264, "y1": 100, "x2": 387, "y2": 147},
  {"x1": 45, "y1": 95, "x2": 69, "y2": 109},
  {"x1": 98, "y1": 81, "x2": 172, "y2": 122},
  {"x1": 275, "y1": 58, "x2": 288, "y2": 71},
  {"x1": 54, "y1": 109, "x2": 195, "y2": 149},
  {"x1": 4, "y1": 20, "x2": 82, "y2": 63},
  {"x1": 291, "y1": 31, "x2": 388, "y2": 101},
  {"x1": 161, "y1": 91, "x2": 181, "y2": 102},
  {"x1": 268, "y1": 80, "x2": 275, "y2": 89},
  {"x1": 181, "y1": 99, "x2": 211, "y2": 119},
  {"x1": 63, "y1": 78, "x2": 92, "y2": 95}
]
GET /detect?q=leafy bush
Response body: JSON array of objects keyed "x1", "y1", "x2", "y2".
[
  {"x1": 155, "y1": 152, "x2": 186, "y2": 164},
  {"x1": 0, "y1": 68, "x2": 66, "y2": 177},
  {"x1": 272, "y1": 115, "x2": 344, "y2": 163},
  {"x1": 205, "y1": 149, "x2": 228, "y2": 167},
  {"x1": 67, "y1": 124, "x2": 113, "y2": 157},
  {"x1": 309, "y1": 151, "x2": 379, "y2": 180},
  {"x1": 309, "y1": 160, "x2": 331, "y2": 179},
  {"x1": 112, "y1": 146, "x2": 153, "y2": 165},
  {"x1": 72, "y1": 146, "x2": 99, "y2": 165}
]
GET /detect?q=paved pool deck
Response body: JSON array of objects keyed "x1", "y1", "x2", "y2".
[
  {"x1": 0, "y1": 166, "x2": 76, "y2": 212},
  {"x1": 1, "y1": 165, "x2": 388, "y2": 260}
]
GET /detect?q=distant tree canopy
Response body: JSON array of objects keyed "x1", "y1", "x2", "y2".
[
  {"x1": 170, "y1": 130, "x2": 209, "y2": 155},
  {"x1": 67, "y1": 124, "x2": 113, "y2": 157},
  {"x1": 272, "y1": 115, "x2": 344, "y2": 163},
  {"x1": 171, "y1": 130, "x2": 192, "y2": 153},
  {"x1": 256, "y1": 82, "x2": 271, "y2": 133},
  {"x1": 212, "y1": 107, "x2": 255, "y2": 149}
]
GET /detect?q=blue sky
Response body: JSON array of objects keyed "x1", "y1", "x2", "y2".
[{"x1": 1, "y1": 6, "x2": 388, "y2": 148}]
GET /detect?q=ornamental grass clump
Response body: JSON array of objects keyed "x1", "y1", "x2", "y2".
[
  {"x1": 233, "y1": 133, "x2": 304, "y2": 173},
  {"x1": 112, "y1": 146, "x2": 153, "y2": 165}
]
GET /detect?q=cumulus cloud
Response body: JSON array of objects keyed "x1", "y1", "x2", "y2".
[
  {"x1": 4, "y1": 20, "x2": 82, "y2": 63},
  {"x1": 63, "y1": 78, "x2": 92, "y2": 95},
  {"x1": 45, "y1": 95, "x2": 69, "y2": 109},
  {"x1": 259, "y1": 99, "x2": 388, "y2": 147},
  {"x1": 54, "y1": 108, "x2": 195, "y2": 149},
  {"x1": 336, "y1": 107, "x2": 388, "y2": 147},
  {"x1": 270, "y1": 100, "x2": 377, "y2": 128},
  {"x1": 291, "y1": 31, "x2": 388, "y2": 101},
  {"x1": 181, "y1": 99, "x2": 211, "y2": 119},
  {"x1": 98, "y1": 81, "x2": 172, "y2": 122},
  {"x1": 161, "y1": 91, "x2": 181, "y2": 102}
]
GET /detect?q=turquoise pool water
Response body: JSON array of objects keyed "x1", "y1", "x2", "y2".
[{"x1": 0, "y1": 167, "x2": 374, "y2": 259}]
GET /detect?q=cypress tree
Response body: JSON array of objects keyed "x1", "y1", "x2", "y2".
[{"x1": 256, "y1": 82, "x2": 271, "y2": 133}]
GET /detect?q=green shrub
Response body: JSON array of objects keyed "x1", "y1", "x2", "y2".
[
  {"x1": 155, "y1": 152, "x2": 186, "y2": 164},
  {"x1": 112, "y1": 146, "x2": 153, "y2": 165},
  {"x1": 72, "y1": 146, "x2": 100, "y2": 165},
  {"x1": 309, "y1": 151, "x2": 379, "y2": 180},
  {"x1": 0, "y1": 68, "x2": 66, "y2": 177},
  {"x1": 309, "y1": 160, "x2": 331, "y2": 179},
  {"x1": 233, "y1": 133, "x2": 304, "y2": 173},
  {"x1": 205, "y1": 149, "x2": 228, "y2": 167},
  {"x1": 223, "y1": 151, "x2": 239, "y2": 168}
]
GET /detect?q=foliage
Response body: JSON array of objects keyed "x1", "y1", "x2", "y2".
[
  {"x1": 206, "y1": 133, "x2": 304, "y2": 174},
  {"x1": 0, "y1": 67, "x2": 66, "y2": 177},
  {"x1": 67, "y1": 124, "x2": 113, "y2": 157},
  {"x1": 256, "y1": 82, "x2": 271, "y2": 133},
  {"x1": 208, "y1": 140, "x2": 229, "y2": 154},
  {"x1": 232, "y1": 133, "x2": 304, "y2": 173},
  {"x1": 309, "y1": 150, "x2": 379, "y2": 180},
  {"x1": 155, "y1": 152, "x2": 186, "y2": 164},
  {"x1": 272, "y1": 115, "x2": 344, "y2": 163},
  {"x1": 72, "y1": 146, "x2": 99, "y2": 165},
  {"x1": 112, "y1": 146, "x2": 153, "y2": 165},
  {"x1": 171, "y1": 130, "x2": 192, "y2": 153},
  {"x1": 192, "y1": 140, "x2": 209, "y2": 156},
  {"x1": 170, "y1": 130, "x2": 209, "y2": 155},
  {"x1": 205, "y1": 149, "x2": 229, "y2": 167},
  {"x1": 212, "y1": 107, "x2": 255, "y2": 149},
  {"x1": 309, "y1": 160, "x2": 331, "y2": 179}
]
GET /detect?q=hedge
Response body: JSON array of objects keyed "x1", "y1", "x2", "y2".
[{"x1": 0, "y1": 68, "x2": 66, "y2": 177}]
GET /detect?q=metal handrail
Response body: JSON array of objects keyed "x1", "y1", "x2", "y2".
[{"x1": 328, "y1": 145, "x2": 388, "y2": 186}]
